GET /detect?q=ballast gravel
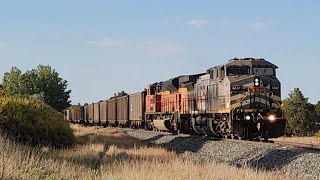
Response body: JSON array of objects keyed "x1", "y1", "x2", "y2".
[{"x1": 126, "y1": 130, "x2": 320, "y2": 180}]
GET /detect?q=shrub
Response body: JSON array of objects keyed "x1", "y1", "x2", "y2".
[{"x1": 0, "y1": 95, "x2": 75, "y2": 148}]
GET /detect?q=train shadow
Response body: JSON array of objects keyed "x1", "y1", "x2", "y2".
[
  {"x1": 76, "y1": 133, "x2": 145, "y2": 150},
  {"x1": 56, "y1": 133, "x2": 178, "y2": 171},
  {"x1": 67, "y1": 147, "x2": 130, "y2": 170},
  {"x1": 141, "y1": 135, "x2": 165, "y2": 144},
  {"x1": 163, "y1": 136, "x2": 212, "y2": 154},
  {"x1": 68, "y1": 148, "x2": 176, "y2": 171},
  {"x1": 141, "y1": 134, "x2": 217, "y2": 154},
  {"x1": 242, "y1": 148, "x2": 318, "y2": 171}
]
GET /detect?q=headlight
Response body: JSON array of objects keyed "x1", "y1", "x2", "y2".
[
  {"x1": 268, "y1": 115, "x2": 276, "y2": 121},
  {"x1": 254, "y1": 78, "x2": 260, "y2": 87},
  {"x1": 245, "y1": 115, "x2": 251, "y2": 120}
]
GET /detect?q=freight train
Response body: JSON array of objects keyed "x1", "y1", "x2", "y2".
[{"x1": 66, "y1": 58, "x2": 286, "y2": 141}]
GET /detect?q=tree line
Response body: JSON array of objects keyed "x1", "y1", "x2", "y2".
[{"x1": 1, "y1": 65, "x2": 319, "y2": 137}]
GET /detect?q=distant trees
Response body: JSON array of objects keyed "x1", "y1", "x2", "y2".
[
  {"x1": 69, "y1": 103, "x2": 82, "y2": 109},
  {"x1": 2, "y1": 65, "x2": 71, "y2": 112},
  {"x1": 283, "y1": 88, "x2": 320, "y2": 136},
  {"x1": 315, "y1": 101, "x2": 320, "y2": 117},
  {"x1": 109, "y1": 91, "x2": 128, "y2": 99}
]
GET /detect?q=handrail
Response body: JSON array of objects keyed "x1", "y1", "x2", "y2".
[
  {"x1": 271, "y1": 94, "x2": 282, "y2": 107},
  {"x1": 271, "y1": 94, "x2": 285, "y2": 114},
  {"x1": 231, "y1": 93, "x2": 248, "y2": 113}
]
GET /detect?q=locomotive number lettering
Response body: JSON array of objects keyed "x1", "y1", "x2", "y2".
[{"x1": 248, "y1": 87, "x2": 266, "y2": 93}]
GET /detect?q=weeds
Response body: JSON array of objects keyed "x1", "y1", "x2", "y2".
[{"x1": 0, "y1": 125, "x2": 288, "y2": 180}]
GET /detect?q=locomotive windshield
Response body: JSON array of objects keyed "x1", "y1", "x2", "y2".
[
  {"x1": 252, "y1": 67, "x2": 275, "y2": 76},
  {"x1": 227, "y1": 67, "x2": 250, "y2": 75}
]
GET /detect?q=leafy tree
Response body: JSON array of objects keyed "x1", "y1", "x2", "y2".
[
  {"x1": 27, "y1": 65, "x2": 71, "y2": 112},
  {"x1": 20, "y1": 69, "x2": 38, "y2": 95},
  {"x1": 2, "y1": 65, "x2": 71, "y2": 112},
  {"x1": 283, "y1": 88, "x2": 318, "y2": 136},
  {"x1": 2, "y1": 67, "x2": 24, "y2": 94},
  {"x1": 109, "y1": 91, "x2": 128, "y2": 99}
]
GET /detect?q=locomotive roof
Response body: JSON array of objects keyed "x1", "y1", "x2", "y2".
[
  {"x1": 209, "y1": 58, "x2": 278, "y2": 71},
  {"x1": 167, "y1": 73, "x2": 206, "y2": 80},
  {"x1": 163, "y1": 73, "x2": 206, "y2": 92},
  {"x1": 229, "y1": 58, "x2": 278, "y2": 68}
]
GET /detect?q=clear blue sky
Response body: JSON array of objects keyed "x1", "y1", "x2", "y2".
[{"x1": 0, "y1": 1, "x2": 319, "y2": 104}]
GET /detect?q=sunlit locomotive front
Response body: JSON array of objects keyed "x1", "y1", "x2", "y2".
[{"x1": 191, "y1": 58, "x2": 286, "y2": 140}]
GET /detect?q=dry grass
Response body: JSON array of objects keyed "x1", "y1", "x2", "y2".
[
  {"x1": 272, "y1": 136, "x2": 320, "y2": 146},
  {"x1": 0, "y1": 124, "x2": 290, "y2": 180},
  {"x1": 314, "y1": 130, "x2": 320, "y2": 138}
]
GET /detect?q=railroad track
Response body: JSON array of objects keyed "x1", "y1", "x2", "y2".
[
  {"x1": 272, "y1": 140, "x2": 320, "y2": 150},
  {"x1": 219, "y1": 138, "x2": 320, "y2": 150}
]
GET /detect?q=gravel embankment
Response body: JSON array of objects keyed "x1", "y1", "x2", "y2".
[{"x1": 126, "y1": 130, "x2": 320, "y2": 179}]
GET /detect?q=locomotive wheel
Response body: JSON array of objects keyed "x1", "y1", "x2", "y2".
[
  {"x1": 231, "y1": 134, "x2": 235, "y2": 139},
  {"x1": 145, "y1": 121, "x2": 154, "y2": 131},
  {"x1": 216, "y1": 120, "x2": 231, "y2": 138},
  {"x1": 105, "y1": 122, "x2": 109, "y2": 128}
]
